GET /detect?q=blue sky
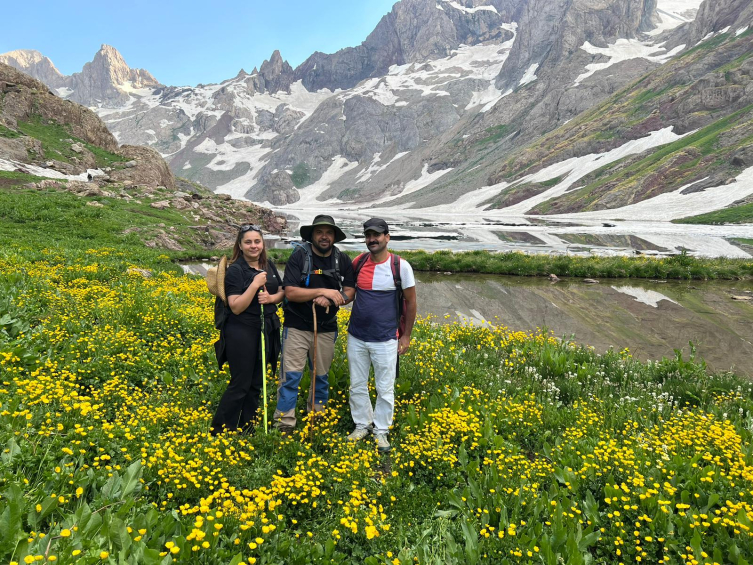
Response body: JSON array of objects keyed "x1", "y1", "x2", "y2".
[{"x1": 1, "y1": 0, "x2": 397, "y2": 87}]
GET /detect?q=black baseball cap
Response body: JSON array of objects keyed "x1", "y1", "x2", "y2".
[{"x1": 363, "y1": 218, "x2": 389, "y2": 234}]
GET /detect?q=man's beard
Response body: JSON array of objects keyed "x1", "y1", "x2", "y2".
[{"x1": 312, "y1": 240, "x2": 331, "y2": 255}]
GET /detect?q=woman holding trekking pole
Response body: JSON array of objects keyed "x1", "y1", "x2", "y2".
[{"x1": 210, "y1": 225, "x2": 283, "y2": 435}]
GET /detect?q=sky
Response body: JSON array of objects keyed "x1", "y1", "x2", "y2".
[{"x1": 1, "y1": 0, "x2": 398, "y2": 87}]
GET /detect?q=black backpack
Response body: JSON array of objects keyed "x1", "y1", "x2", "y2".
[
  {"x1": 353, "y1": 252, "x2": 407, "y2": 337},
  {"x1": 291, "y1": 241, "x2": 343, "y2": 290},
  {"x1": 213, "y1": 296, "x2": 229, "y2": 330}
]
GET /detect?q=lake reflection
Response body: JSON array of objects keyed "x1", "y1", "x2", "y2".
[{"x1": 415, "y1": 272, "x2": 753, "y2": 377}]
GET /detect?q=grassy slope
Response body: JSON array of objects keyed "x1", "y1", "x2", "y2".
[
  {"x1": 485, "y1": 32, "x2": 753, "y2": 217},
  {"x1": 0, "y1": 180, "x2": 216, "y2": 259},
  {"x1": 674, "y1": 202, "x2": 753, "y2": 225},
  {"x1": 531, "y1": 104, "x2": 753, "y2": 214},
  {"x1": 2, "y1": 117, "x2": 127, "y2": 169}
]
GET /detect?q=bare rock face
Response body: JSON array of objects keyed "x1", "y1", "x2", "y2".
[
  {"x1": 0, "y1": 45, "x2": 161, "y2": 108},
  {"x1": 686, "y1": 0, "x2": 753, "y2": 45},
  {"x1": 109, "y1": 145, "x2": 176, "y2": 189},
  {"x1": 67, "y1": 45, "x2": 161, "y2": 107},
  {"x1": 259, "y1": 50, "x2": 295, "y2": 94},
  {"x1": 0, "y1": 137, "x2": 29, "y2": 161},
  {"x1": 0, "y1": 50, "x2": 67, "y2": 89},
  {"x1": 495, "y1": 0, "x2": 656, "y2": 91},
  {"x1": 262, "y1": 170, "x2": 300, "y2": 206},
  {"x1": 295, "y1": 0, "x2": 512, "y2": 92}
]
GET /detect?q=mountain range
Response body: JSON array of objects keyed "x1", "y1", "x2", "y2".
[{"x1": 2, "y1": 0, "x2": 752, "y2": 223}]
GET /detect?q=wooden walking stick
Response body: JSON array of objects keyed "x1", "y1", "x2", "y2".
[{"x1": 310, "y1": 302, "x2": 318, "y2": 442}]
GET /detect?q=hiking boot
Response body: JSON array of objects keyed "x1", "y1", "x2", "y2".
[
  {"x1": 277, "y1": 425, "x2": 295, "y2": 437},
  {"x1": 347, "y1": 427, "x2": 371, "y2": 442},
  {"x1": 374, "y1": 433, "x2": 391, "y2": 453}
]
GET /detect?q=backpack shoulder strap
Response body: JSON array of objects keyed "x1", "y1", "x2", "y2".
[
  {"x1": 333, "y1": 246, "x2": 342, "y2": 290},
  {"x1": 291, "y1": 241, "x2": 313, "y2": 287},
  {"x1": 353, "y1": 253, "x2": 369, "y2": 282},
  {"x1": 390, "y1": 253, "x2": 402, "y2": 290}
]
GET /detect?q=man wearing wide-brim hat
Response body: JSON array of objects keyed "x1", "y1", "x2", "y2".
[{"x1": 273, "y1": 215, "x2": 356, "y2": 433}]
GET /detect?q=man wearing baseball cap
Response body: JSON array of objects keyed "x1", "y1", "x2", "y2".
[
  {"x1": 273, "y1": 215, "x2": 356, "y2": 433},
  {"x1": 346, "y1": 218, "x2": 417, "y2": 452}
]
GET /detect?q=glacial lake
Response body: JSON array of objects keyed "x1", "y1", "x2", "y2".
[
  {"x1": 184, "y1": 263, "x2": 753, "y2": 377},
  {"x1": 273, "y1": 212, "x2": 753, "y2": 258}
]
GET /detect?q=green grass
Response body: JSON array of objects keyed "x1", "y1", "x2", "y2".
[
  {"x1": 0, "y1": 186, "x2": 210, "y2": 255},
  {"x1": 0, "y1": 171, "x2": 48, "y2": 186},
  {"x1": 678, "y1": 32, "x2": 730, "y2": 60},
  {"x1": 0, "y1": 123, "x2": 21, "y2": 138},
  {"x1": 476, "y1": 124, "x2": 510, "y2": 145},
  {"x1": 674, "y1": 202, "x2": 753, "y2": 225},
  {"x1": 1, "y1": 242, "x2": 753, "y2": 564},
  {"x1": 291, "y1": 163, "x2": 311, "y2": 188},
  {"x1": 16, "y1": 117, "x2": 126, "y2": 168}
]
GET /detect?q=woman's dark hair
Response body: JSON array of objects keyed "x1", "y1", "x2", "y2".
[{"x1": 230, "y1": 225, "x2": 267, "y2": 270}]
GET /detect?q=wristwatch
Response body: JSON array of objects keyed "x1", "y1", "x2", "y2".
[{"x1": 340, "y1": 290, "x2": 349, "y2": 303}]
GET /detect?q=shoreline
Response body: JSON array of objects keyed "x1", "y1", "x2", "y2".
[{"x1": 175, "y1": 248, "x2": 753, "y2": 281}]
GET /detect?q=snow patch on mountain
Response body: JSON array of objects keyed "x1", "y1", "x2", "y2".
[
  {"x1": 405, "y1": 127, "x2": 688, "y2": 214},
  {"x1": 555, "y1": 165, "x2": 753, "y2": 222},
  {"x1": 277, "y1": 156, "x2": 357, "y2": 207},
  {"x1": 341, "y1": 24, "x2": 516, "y2": 108},
  {"x1": 648, "y1": 0, "x2": 704, "y2": 36},
  {"x1": 440, "y1": 1, "x2": 498, "y2": 14},
  {"x1": 371, "y1": 164, "x2": 454, "y2": 206},
  {"x1": 518, "y1": 63, "x2": 539, "y2": 86},
  {"x1": 356, "y1": 151, "x2": 410, "y2": 183},
  {"x1": 0, "y1": 158, "x2": 103, "y2": 182},
  {"x1": 575, "y1": 40, "x2": 685, "y2": 85}
]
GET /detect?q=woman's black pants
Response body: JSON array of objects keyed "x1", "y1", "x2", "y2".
[{"x1": 211, "y1": 318, "x2": 263, "y2": 434}]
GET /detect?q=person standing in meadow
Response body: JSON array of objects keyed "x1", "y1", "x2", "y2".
[
  {"x1": 347, "y1": 218, "x2": 417, "y2": 452},
  {"x1": 211, "y1": 225, "x2": 284, "y2": 435},
  {"x1": 273, "y1": 215, "x2": 356, "y2": 434}
]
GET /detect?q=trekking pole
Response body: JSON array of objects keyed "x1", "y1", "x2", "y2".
[
  {"x1": 260, "y1": 287, "x2": 268, "y2": 433},
  {"x1": 310, "y1": 302, "x2": 318, "y2": 442}
]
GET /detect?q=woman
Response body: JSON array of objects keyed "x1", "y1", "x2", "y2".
[{"x1": 211, "y1": 225, "x2": 284, "y2": 435}]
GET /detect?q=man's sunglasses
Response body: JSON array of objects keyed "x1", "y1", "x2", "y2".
[{"x1": 240, "y1": 224, "x2": 262, "y2": 233}]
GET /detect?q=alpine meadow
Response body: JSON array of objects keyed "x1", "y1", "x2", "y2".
[{"x1": 3, "y1": 0, "x2": 753, "y2": 563}]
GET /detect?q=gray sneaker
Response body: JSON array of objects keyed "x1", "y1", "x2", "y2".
[
  {"x1": 347, "y1": 427, "x2": 371, "y2": 442},
  {"x1": 374, "y1": 433, "x2": 391, "y2": 453}
]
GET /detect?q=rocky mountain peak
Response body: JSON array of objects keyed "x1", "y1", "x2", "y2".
[
  {"x1": 260, "y1": 50, "x2": 293, "y2": 79},
  {"x1": 0, "y1": 49, "x2": 67, "y2": 88},
  {"x1": 1, "y1": 49, "x2": 46, "y2": 67},
  {"x1": 258, "y1": 50, "x2": 295, "y2": 93},
  {"x1": 87, "y1": 44, "x2": 160, "y2": 89},
  {"x1": 88, "y1": 44, "x2": 133, "y2": 86}
]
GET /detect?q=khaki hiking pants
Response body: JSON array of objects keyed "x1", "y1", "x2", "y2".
[{"x1": 273, "y1": 326, "x2": 336, "y2": 429}]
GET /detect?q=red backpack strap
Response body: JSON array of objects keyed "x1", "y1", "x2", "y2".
[{"x1": 353, "y1": 253, "x2": 369, "y2": 286}]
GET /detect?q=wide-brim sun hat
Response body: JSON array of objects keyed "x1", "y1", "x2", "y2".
[
  {"x1": 206, "y1": 255, "x2": 228, "y2": 304},
  {"x1": 299, "y1": 214, "x2": 347, "y2": 243}
]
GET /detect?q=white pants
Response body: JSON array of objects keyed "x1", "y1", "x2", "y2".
[{"x1": 347, "y1": 334, "x2": 398, "y2": 435}]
